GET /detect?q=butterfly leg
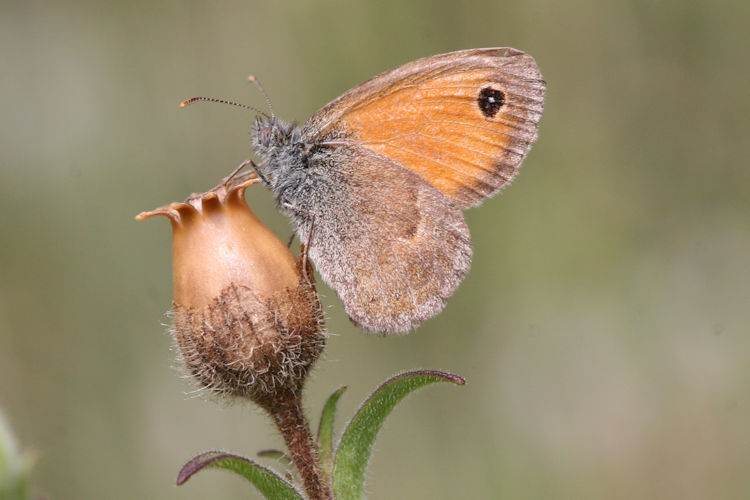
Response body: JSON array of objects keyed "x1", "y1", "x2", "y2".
[
  {"x1": 298, "y1": 213, "x2": 316, "y2": 284},
  {"x1": 281, "y1": 201, "x2": 316, "y2": 283},
  {"x1": 200, "y1": 159, "x2": 259, "y2": 199},
  {"x1": 302, "y1": 213, "x2": 316, "y2": 256},
  {"x1": 223, "y1": 158, "x2": 254, "y2": 184},
  {"x1": 248, "y1": 159, "x2": 272, "y2": 186}
]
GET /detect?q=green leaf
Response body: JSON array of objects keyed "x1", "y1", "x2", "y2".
[
  {"x1": 0, "y1": 410, "x2": 33, "y2": 500},
  {"x1": 317, "y1": 386, "x2": 347, "y2": 479},
  {"x1": 177, "y1": 451, "x2": 303, "y2": 500},
  {"x1": 332, "y1": 370, "x2": 465, "y2": 499}
]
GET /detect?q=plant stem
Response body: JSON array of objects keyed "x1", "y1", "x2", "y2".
[{"x1": 267, "y1": 394, "x2": 332, "y2": 500}]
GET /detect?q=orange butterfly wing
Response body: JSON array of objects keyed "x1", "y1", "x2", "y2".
[{"x1": 303, "y1": 48, "x2": 545, "y2": 209}]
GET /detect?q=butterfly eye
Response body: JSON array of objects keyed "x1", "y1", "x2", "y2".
[
  {"x1": 258, "y1": 126, "x2": 273, "y2": 145},
  {"x1": 477, "y1": 87, "x2": 505, "y2": 118}
]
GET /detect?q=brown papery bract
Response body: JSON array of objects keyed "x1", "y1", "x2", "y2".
[
  {"x1": 138, "y1": 177, "x2": 331, "y2": 499},
  {"x1": 136, "y1": 178, "x2": 325, "y2": 408}
]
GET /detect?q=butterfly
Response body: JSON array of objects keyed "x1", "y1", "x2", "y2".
[{"x1": 245, "y1": 47, "x2": 545, "y2": 334}]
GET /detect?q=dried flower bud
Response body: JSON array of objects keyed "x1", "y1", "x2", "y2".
[{"x1": 137, "y1": 178, "x2": 325, "y2": 407}]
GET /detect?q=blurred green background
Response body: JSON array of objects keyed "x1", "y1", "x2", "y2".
[{"x1": 1, "y1": 1, "x2": 749, "y2": 498}]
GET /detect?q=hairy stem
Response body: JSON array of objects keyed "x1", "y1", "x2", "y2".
[{"x1": 266, "y1": 394, "x2": 332, "y2": 500}]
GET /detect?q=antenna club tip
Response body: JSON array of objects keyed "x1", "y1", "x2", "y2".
[
  {"x1": 179, "y1": 101, "x2": 187, "y2": 108},
  {"x1": 247, "y1": 75, "x2": 257, "y2": 83}
]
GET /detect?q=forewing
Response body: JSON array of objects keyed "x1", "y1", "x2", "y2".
[
  {"x1": 297, "y1": 145, "x2": 472, "y2": 334},
  {"x1": 303, "y1": 48, "x2": 546, "y2": 209}
]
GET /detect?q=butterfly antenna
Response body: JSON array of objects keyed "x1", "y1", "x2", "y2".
[
  {"x1": 247, "y1": 75, "x2": 275, "y2": 118},
  {"x1": 179, "y1": 96, "x2": 270, "y2": 118}
]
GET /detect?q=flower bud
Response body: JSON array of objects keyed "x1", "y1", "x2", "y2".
[{"x1": 137, "y1": 178, "x2": 325, "y2": 407}]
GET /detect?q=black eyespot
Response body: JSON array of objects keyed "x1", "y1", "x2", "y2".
[{"x1": 478, "y1": 87, "x2": 505, "y2": 118}]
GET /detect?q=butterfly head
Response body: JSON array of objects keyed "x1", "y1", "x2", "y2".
[
  {"x1": 251, "y1": 115, "x2": 314, "y2": 200},
  {"x1": 252, "y1": 116, "x2": 305, "y2": 155}
]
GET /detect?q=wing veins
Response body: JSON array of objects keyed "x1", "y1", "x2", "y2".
[
  {"x1": 430, "y1": 118, "x2": 532, "y2": 143},
  {"x1": 381, "y1": 142, "x2": 488, "y2": 186}
]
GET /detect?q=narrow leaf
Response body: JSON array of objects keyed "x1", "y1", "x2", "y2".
[
  {"x1": 332, "y1": 370, "x2": 465, "y2": 499},
  {"x1": 177, "y1": 451, "x2": 303, "y2": 500},
  {"x1": 317, "y1": 386, "x2": 347, "y2": 478}
]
